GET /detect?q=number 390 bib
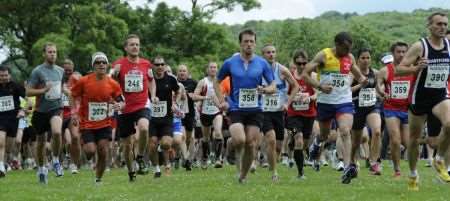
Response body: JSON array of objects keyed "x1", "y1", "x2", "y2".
[
  {"x1": 88, "y1": 102, "x2": 108, "y2": 121},
  {"x1": 425, "y1": 65, "x2": 449, "y2": 88},
  {"x1": 124, "y1": 73, "x2": 143, "y2": 92},
  {"x1": 238, "y1": 89, "x2": 258, "y2": 108}
]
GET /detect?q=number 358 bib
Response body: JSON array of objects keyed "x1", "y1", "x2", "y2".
[{"x1": 238, "y1": 89, "x2": 258, "y2": 108}]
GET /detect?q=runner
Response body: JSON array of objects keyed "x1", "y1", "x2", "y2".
[
  {"x1": 395, "y1": 12, "x2": 450, "y2": 190},
  {"x1": 0, "y1": 66, "x2": 26, "y2": 177},
  {"x1": 286, "y1": 49, "x2": 317, "y2": 179},
  {"x1": 148, "y1": 56, "x2": 181, "y2": 178},
  {"x1": 216, "y1": 29, "x2": 276, "y2": 183},
  {"x1": 376, "y1": 41, "x2": 412, "y2": 178},
  {"x1": 260, "y1": 45, "x2": 299, "y2": 181},
  {"x1": 70, "y1": 52, "x2": 123, "y2": 184},
  {"x1": 61, "y1": 59, "x2": 82, "y2": 174},
  {"x1": 193, "y1": 62, "x2": 224, "y2": 169},
  {"x1": 177, "y1": 65, "x2": 197, "y2": 170},
  {"x1": 349, "y1": 48, "x2": 383, "y2": 176},
  {"x1": 26, "y1": 42, "x2": 65, "y2": 184},
  {"x1": 301, "y1": 32, "x2": 367, "y2": 184},
  {"x1": 112, "y1": 34, "x2": 154, "y2": 181}
]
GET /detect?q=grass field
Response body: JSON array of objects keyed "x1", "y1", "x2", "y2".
[{"x1": 0, "y1": 160, "x2": 449, "y2": 201}]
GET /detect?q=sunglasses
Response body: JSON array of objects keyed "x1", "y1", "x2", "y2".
[
  {"x1": 154, "y1": 63, "x2": 165, "y2": 66},
  {"x1": 94, "y1": 61, "x2": 108, "y2": 65},
  {"x1": 295, "y1": 62, "x2": 307, "y2": 66}
]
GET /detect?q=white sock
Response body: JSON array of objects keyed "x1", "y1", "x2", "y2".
[
  {"x1": 155, "y1": 165, "x2": 160, "y2": 172},
  {"x1": 410, "y1": 170, "x2": 418, "y2": 177},
  {"x1": 435, "y1": 155, "x2": 443, "y2": 161},
  {"x1": 0, "y1": 161, "x2": 4, "y2": 171}
]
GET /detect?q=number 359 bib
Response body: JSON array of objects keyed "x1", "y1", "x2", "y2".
[{"x1": 238, "y1": 89, "x2": 258, "y2": 108}]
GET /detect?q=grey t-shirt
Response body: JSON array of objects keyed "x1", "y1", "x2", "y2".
[{"x1": 28, "y1": 63, "x2": 64, "y2": 112}]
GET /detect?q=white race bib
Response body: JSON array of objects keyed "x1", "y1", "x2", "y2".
[
  {"x1": 292, "y1": 93, "x2": 310, "y2": 111},
  {"x1": 425, "y1": 65, "x2": 449, "y2": 88},
  {"x1": 330, "y1": 74, "x2": 347, "y2": 89},
  {"x1": 0, "y1": 96, "x2": 14, "y2": 112},
  {"x1": 238, "y1": 89, "x2": 258, "y2": 108},
  {"x1": 124, "y1": 73, "x2": 144, "y2": 92},
  {"x1": 88, "y1": 102, "x2": 108, "y2": 121},
  {"x1": 358, "y1": 88, "x2": 377, "y2": 107},
  {"x1": 45, "y1": 81, "x2": 62, "y2": 100},
  {"x1": 390, "y1": 81, "x2": 410, "y2": 99},
  {"x1": 151, "y1": 101, "x2": 167, "y2": 118},
  {"x1": 202, "y1": 98, "x2": 219, "y2": 115},
  {"x1": 62, "y1": 94, "x2": 70, "y2": 107},
  {"x1": 263, "y1": 94, "x2": 280, "y2": 112}
]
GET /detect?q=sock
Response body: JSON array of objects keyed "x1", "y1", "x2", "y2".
[
  {"x1": 294, "y1": 149, "x2": 304, "y2": 176},
  {"x1": 155, "y1": 165, "x2": 161, "y2": 172},
  {"x1": 435, "y1": 154, "x2": 443, "y2": 161},
  {"x1": 0, "y1": 161, "x2": 4, "y2": 171},
  {"x1": 136, "y1": 155, "x2": 143, "y2": 160},
  {"x1": 410, "y1": 170, "x2": 418, "y2": 177},
  {"x1": 202, "y1": 141, "x2": 209, "y2": 160},
  {"x1": 214, "y1": 139, "x2": 223, "y2": 160},
  {"x1": 158, "y1": 151, "x2": 164, "y2": 166}
]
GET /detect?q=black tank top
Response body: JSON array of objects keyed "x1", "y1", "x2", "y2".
[
  {"x1": 411, "y1": 38, "x2": 450, "y2": 105},
  {"x1": 352, "y1": 68, "x2": 377, "y2": 108}
]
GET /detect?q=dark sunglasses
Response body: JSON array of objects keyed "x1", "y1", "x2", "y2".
[
  {"x1": 154, "y1": 63, "x2": 165, "y2": 66},
  {"x1": 295, "y1": 61, "x2": 307, "y2": 66},
  {"x1": 94, "y1": 61, "x2": 108, "y2": 65}
]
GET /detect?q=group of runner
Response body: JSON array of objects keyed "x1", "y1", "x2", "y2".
[{"x1": 0, "y1": 12, "x2": 449, "y2": 191}]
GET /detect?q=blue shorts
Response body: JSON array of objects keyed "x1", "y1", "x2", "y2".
[
  {"x1": 317, "y1": 102, "x2": 354, "y2": 121},
  {"x1": 173, "y1": 118, "x2": 183, "y2": 136},
  {"x1": 383, "y1": 109, "x2": 408, "y2": 125}
]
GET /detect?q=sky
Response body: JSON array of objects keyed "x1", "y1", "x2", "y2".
[
  {"x1": 128, "y1": 0, "x2": 450, "y2": 24},
  {"x1": 1, "y1": 0, "x2": 450, "y2": 63}
]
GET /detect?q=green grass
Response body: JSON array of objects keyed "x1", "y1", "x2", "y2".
[{"x1": 0, "y1": 161, "x2": 449, "y2": 201}]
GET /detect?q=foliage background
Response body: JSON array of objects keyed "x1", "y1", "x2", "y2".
[{"x1": 0, "y1": 1, "x2": 448, "y2": 81}]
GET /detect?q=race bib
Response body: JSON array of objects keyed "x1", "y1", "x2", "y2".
[
  {"x1": 88, "y1": 102, "x2": 108, "y2": 121},
  {"x1": 425, "y1": 65, "x2": 449, "y2": 88},
  {"x1": 124, "y1": 73, "x2": 143, "y2": 92},
  {"x1": 62, "y1": 94, "x2": 70, "y2": 107},
  {"x1": 292, "y1": 93, "x2": 310, "y2": 111},
  {"x1": 330, "y1": 74, "x2": 347, "y2": 89},
  {"x1": 151, "y1": 101, "x2": 167, "y2": 118},
  {"x1": 202, "y1": 98, "x2": 219, "y2": 114},
  {"x1": 0, "y1": 96, "x2": 14, "y2": 112},
  {"x1": 359, "y1": 88, "x2": 376, "y2": 107},
  {"x1": 263, "y1": 94, "x2": 280, "y2": 112},
  {"x1": 390, "y1": 81, "x2": 409, "y2": 99},
  {"x1": 45, "y1": 81, "x2": 62, "y2": 100},
  {"x1": 238, "y1": 88, "x2": 258, "y2": 108}
]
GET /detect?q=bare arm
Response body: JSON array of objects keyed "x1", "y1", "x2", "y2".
[
  {"x1": 396, "y1": 42, "x2": 424, "y2": 76},
  {"x1": 301, "y1": 51, "x2": 325, "y2": 89},
  {"x1": 376, "y1": 67, "x2": 388, "y2": 98},
  {"x1": 280, "y1": 66, "x2": 299, "y2": 106},
  {"x1": 192, "y1": 79, "x2": 207, "y2": 101},
  {"x1": 26, "y1": 85, "x2": 50, "y2": 97}
]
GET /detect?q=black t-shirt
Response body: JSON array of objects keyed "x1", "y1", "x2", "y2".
[
  {"x1": 153, "y1": 73, "x2": 180, "y2": 120},
  {"x1": 178, "y1": 78, "x2": 197, "y2": 115},
  {"x1": 0, "y1": 81, "x2": 26, "y2": 117}
]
